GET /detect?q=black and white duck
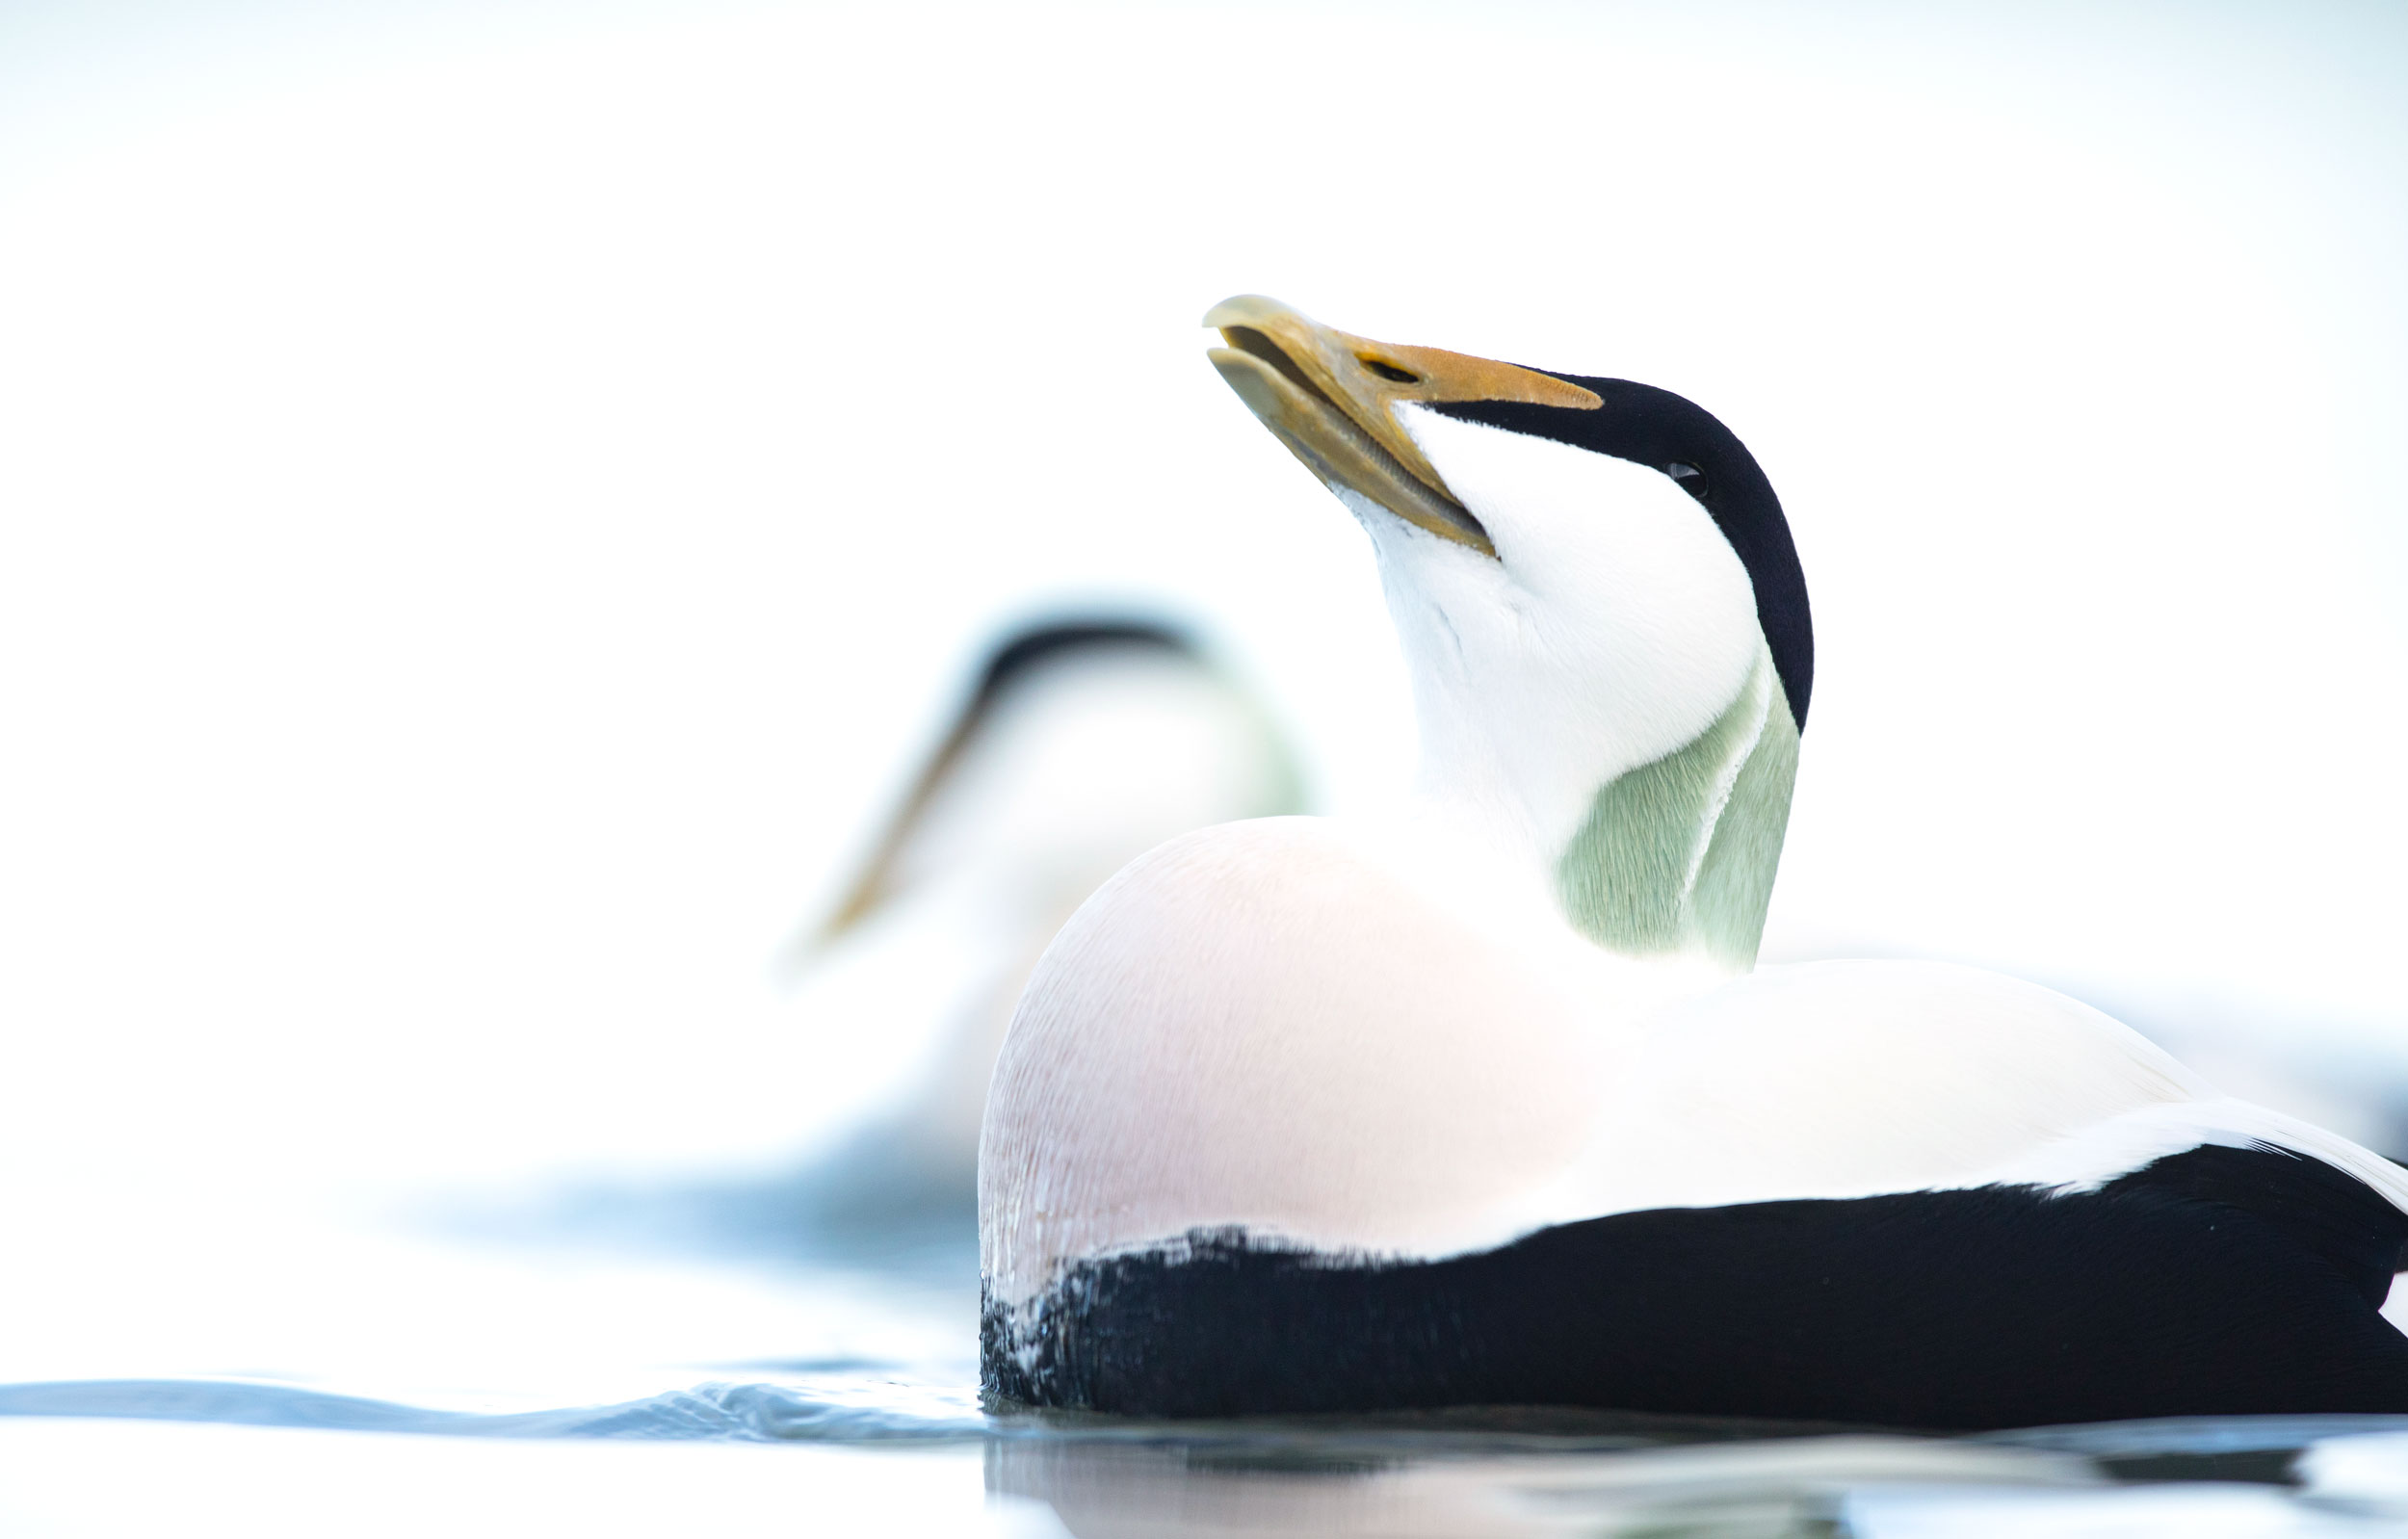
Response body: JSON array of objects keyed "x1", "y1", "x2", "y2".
[{"x1": 975, "y1": 297, "x2": 2408, "y2": 1429}]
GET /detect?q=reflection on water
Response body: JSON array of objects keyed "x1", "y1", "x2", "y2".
[
  {"x1": 990, "y1": 1428, "x2": 2093, "y2": 1538},
  {"x1": 985, "y1": 1414, "x2": 2408, "y2": 1535}
]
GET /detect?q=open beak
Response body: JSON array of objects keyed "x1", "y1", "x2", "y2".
[{"x1": 1204, "y1": 295, "x2": 1600, "y2": 558}]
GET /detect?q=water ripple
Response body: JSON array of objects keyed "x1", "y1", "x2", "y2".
[{"x1": 0, "y1": 1378, "x2": 987, "y2": 1443}]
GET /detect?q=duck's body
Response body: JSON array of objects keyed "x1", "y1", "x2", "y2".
[
  {"x1": 977, "y1": 300, "x2": 2408, "y2": 1427},
  {"x1": 982, "y1": 819, "x2": 2408, "y2": 1426}
]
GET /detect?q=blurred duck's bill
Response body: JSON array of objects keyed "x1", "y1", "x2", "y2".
[{"x1": 1203, "y1": 294, "x2": 1599, "y2": 558}]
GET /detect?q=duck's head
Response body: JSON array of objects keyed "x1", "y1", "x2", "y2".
[{"x1": 1206, "y1": 296, "x2": 1810, "y2": 969}]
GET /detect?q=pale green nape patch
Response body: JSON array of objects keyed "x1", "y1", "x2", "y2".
[{"x1": 1556, "y1": 651, "x2": 1798, "y2": 967}]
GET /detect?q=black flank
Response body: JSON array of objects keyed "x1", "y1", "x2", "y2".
[
  {"x1": 2103, "y1": 1142, "x2": 2408, "y2": 1307},
  {"x1": 983, "y1": 1147, "x2": 2408, "y2": 1429}
]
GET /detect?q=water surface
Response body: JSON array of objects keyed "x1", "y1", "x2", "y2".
[{"x1": 10, "y1": 1192, "x2": 2408, "y2": 1537}]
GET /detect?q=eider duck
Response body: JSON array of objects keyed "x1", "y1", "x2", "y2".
[
  {"x1": 787, "y1": 619, "x2": 1300, "y2": 1226},
  {"x1": 975, "y1": 297, "x2": 2408, "y2": 1428}
]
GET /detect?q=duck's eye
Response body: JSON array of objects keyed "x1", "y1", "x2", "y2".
[
  {"x1": 1666, "y1": 462, "x2": 1710, "y2": 504},
  {"x1": 1360, "y1": 357, "x2": 1420, "y2": 384}
]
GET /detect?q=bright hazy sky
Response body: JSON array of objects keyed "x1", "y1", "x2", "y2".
[{"x1": 3, "y1": 1, "x2": 2405, "y2": 1202}]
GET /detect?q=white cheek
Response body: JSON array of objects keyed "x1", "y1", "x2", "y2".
[{"x1": 1397, "y1": 406, "x2": 1764, "y2": 773}]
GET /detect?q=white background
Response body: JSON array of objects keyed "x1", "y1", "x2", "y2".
[{"x1": 3, "y1": 0, "x2": 2404, "y2": 1235}]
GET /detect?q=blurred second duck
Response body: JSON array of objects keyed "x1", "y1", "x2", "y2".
[{"x1": 785, "y1": 619, "x2": 1302, "y2": 1231}]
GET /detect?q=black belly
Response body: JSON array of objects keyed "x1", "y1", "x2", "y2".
[{"x1": 981, "y1": 1145, "x2": 2408, "y2": 1429}]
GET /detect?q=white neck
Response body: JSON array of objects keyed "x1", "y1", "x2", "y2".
[{"x1": 1344, "y1": 463, "x2": 1794, "y2": 970}]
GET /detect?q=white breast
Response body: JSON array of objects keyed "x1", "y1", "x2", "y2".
[
  {"x1": 981, "y1": 835, "x2": 2408, "y2": 1312},
  {"x1": 978, "y1": 816, "x2": 1631, "y2": 1307}
]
